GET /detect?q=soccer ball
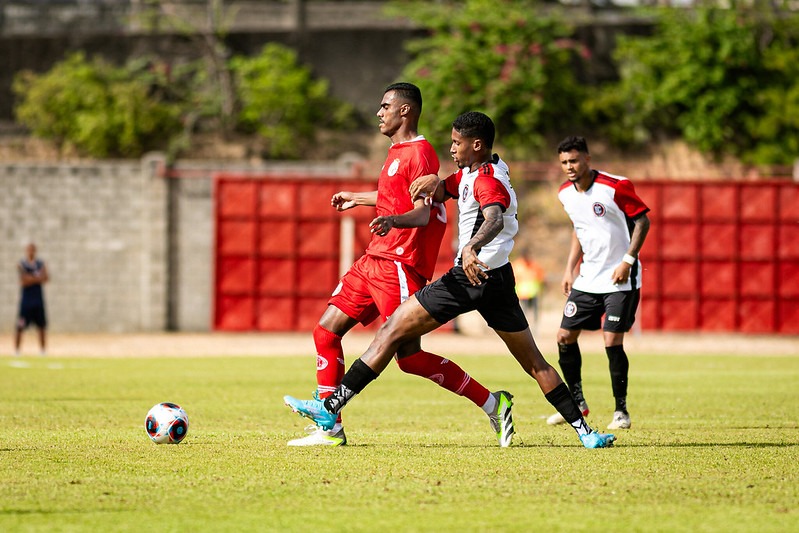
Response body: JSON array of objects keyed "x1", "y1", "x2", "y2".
[{"x1": 145, "y1": 402, "x2": 189, "y2": 444}]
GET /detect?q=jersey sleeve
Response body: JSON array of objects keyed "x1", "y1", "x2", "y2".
[
  {"x1": 444, "y1": 170, "x2": 461, "y2": 199},
  {"x1": 405, "y1": 144, "x2": 440, "y2": 184},
  {"x1": 614, "y1": 179, "x2": 649, "y2": 218},
  {"x1": 473, "y1": 175, "x2": 511, "y2": 212}
]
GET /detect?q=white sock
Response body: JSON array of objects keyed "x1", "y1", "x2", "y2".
[
  {"x1": 481, "y1": 393, "x2": 497, "y2": 415},
  {"x1": 571, "y1": 418, "x2": 592, "y2": 436}
]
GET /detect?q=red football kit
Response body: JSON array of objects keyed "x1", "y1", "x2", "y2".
[{"x1": 329, "y1": 136, "x2": 445, "y2": 324}]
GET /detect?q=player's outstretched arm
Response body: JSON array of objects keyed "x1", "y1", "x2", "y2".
[
  {"x1": 409, "y1": 174, "x2": 445, "y2": 204},
  {"x1": 369, "y1": 198, "x2": 431, "y2": 236},
  {"x1": 331, "y1": 190, "x2": 378, "y2": 211}
]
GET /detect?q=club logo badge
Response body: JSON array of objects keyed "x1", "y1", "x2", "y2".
[
  {"x1": 387, "y1": 158, "x2": 401, "y2": 176},
  {"x1": 564, "y1": 301, "x2": 577, "y2": 318},
  {"x1": 593, "y1": 202, "x2": 606, "y2": 217}
]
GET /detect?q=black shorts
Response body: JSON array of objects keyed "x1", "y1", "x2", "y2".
[
  {"x1": 560, "y1": 288, "x2": 639, "y2": 333},
  {"x1": 18, "y1": 305, "x2": 47, "y2": 329},
  {"x1": 416, "y1": 262, "x2": 528, "y2": 332}
]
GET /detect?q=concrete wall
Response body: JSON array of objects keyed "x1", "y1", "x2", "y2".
[
  {"x1": 0, "y1": 157, "x2": 169, "y2": 333},
  {"x1": 0, "y1": 157, "x2": 360, "y2": 334},
  {"x1": 170, "y1": 174, "x2": 214, "y2": 332}
]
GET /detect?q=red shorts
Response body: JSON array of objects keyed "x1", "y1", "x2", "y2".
[{"x1": 329, "y1": 254, "x2": 427, "y2": 326}]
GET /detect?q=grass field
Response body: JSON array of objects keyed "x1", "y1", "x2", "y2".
[{"x1": 1, "y1": 349, "x2": 797, "y2": 532}]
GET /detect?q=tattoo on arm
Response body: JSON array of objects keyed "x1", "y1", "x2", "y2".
[{"x1": 467, "y1": 205, "x2": 504, "y2": 252}]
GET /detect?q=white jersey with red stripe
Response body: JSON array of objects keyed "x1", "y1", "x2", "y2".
[
  {"x1": 558, "y1": 170, "x2": 650, "y2": 293},
  {"x1": 444, "y1": 155, "x2": 518, "y2": 270}
]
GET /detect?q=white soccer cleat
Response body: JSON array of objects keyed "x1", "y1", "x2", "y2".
[
  {"x1": 487, "y1": 390, "x2": 514, "y2": 447},
  {"x1": 287, "y1": 424, "x2": 347, "y2": 447},
  {"x1": 607, "y1": 411, "x2": 631, "y2": 430},
  {"x1": 547, "y1": 400, "x2": 589, "y2": 426}
]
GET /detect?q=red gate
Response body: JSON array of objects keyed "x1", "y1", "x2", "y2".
[
  {"x1": 213, "y1": 174, "x2": 456, "y2": 331},
  {"x1": 635, "y1": 180, "x2": 799, "y2": 334}
]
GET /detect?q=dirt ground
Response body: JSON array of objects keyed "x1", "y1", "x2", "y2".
[{"x1": 3, "y1": 310, "x2": 796, "y2": 358}]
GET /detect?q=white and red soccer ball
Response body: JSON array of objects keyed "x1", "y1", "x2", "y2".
[{"x1": 145, "y1": 402, "x2": 189, "y2": 444}]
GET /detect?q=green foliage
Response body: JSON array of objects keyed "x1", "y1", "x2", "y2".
[
  {"x1": 12, "y1": 44, "x2": 353, "y2": 160},
  {"x1": 230, "y1": 43, "x2": 355, "y2": 159},
  {"x1": 12, "y1": 53, "x2": 183, "y2": 158},
  {"x1": 596, "y1": 6, "x2": 799, "y2": 165},
  {"x1": 387, "y1": 0, "x2": 586, "y2": 158}
]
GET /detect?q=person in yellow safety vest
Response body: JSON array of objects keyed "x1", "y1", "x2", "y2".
[{"x1": 512, "y1": 254, "x2": 545, "y2": 328}]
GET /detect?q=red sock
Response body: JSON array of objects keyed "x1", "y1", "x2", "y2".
[
  {"x1": 313, "y1": 325, "x2": 345, "y2": 424},
  {"x1": 397, "y1": 350, "x2": 491, "y2": 407}
]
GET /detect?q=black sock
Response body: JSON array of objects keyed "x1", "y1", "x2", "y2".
[
  {"x1": 545, "y1": 382, "x2": 591, "y2": 436},
  {"x1": 606, "y1": 345, "x2": 629, "y2": 413},
  {"x1": 323, "y1": 359, "x2": 379, "y2": 414},
  {"x1": 558, "y1": 342, "x2": 584, "y2": 402}
]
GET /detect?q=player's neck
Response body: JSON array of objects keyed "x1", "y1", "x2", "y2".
[
  {"x1": 573, "y1": 170, "x2": 595, "y2": 192},
  {"x1": 389, "y1": 124, "x2": 419, "y2": 145},
  {"x1": 468, "y1": 154, "x2": 494, "y2": 172}
]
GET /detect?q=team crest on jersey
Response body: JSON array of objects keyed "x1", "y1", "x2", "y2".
[
  {"x1": 387, "y1": 158, "x2": 401, "y2": 176},
  {"x1": 592, "y1": 202, "x2": 606, "y2": 217},
  {"x1": 461, "y1": 184, "x2": 470, "y2": 203},
  {"x1": 564, "y1": 301, "x2": 577, "y2": 318}
]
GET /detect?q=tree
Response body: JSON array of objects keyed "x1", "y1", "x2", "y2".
[
  {"x1": 133, "y1": 0, "x2": 238, "y2": 139},
  {"x1": 387, "y1": 0, "x2": 587, "y2": 158},
  {"x1": 231, "y1": 43, "x2": 354, "y2": 159},
  {"x1": 13, "y1": 53, "x2": 182, "y2": 158},
  {"x1": 595, "y1": 5, "x2": 799, "y2": 165}
]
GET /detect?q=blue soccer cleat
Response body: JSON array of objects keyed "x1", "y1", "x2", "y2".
[
  {"x1": 580, "y1": 431, "x2": 616, "y2": 449},
  {"x1": 284, "y1": 394, "x2": 338, "y2": 431}
]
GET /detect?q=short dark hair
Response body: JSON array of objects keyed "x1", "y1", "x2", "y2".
[
  {"x1": 452, "y1": 111, "x2": 495, "y2": 149},
  {"x1": 557, "y1": 136, "x2": 589, "y2": 154},
  {"x1": 384, "y1": 82, "x2": 423, "y2": 112}
]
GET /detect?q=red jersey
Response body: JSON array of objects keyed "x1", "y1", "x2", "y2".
[{"x1": 365, "y1": 136, "x2": 444, "y2": 280}]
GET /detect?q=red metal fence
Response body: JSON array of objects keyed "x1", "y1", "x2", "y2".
[
  {"x1": 214, "y1": 175, "x2": 798, "y2": 334},
  {"x1": 635, "y1": 180, "x2": 799, "y2": 334},
  {"x1": 213, "y1": 174, "x2": 456, "y2": 331}
]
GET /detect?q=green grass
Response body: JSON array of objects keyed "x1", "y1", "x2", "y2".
[{"x1": 1, "y1": 350, "x2": 797, "y2": 532}]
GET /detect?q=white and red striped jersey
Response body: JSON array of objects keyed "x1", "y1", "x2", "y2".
[
  {"x1": 558, "y1": 170, "x2": 649, "y2": 293},
  {"x1": 444, "y1": 155, "x2": 518, "y2": 270}
]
